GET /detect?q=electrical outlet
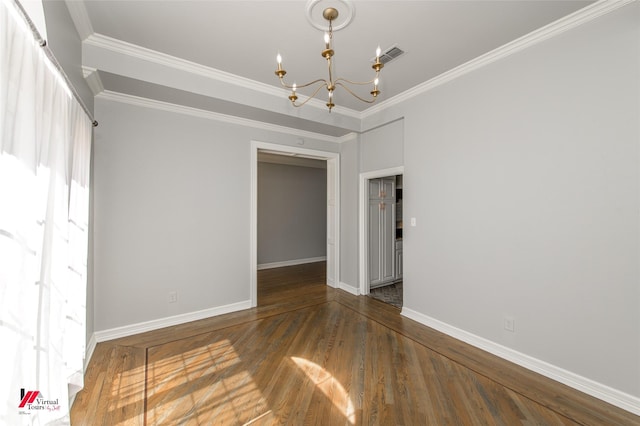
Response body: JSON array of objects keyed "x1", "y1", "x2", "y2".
[
  {"x1": 168, "y1": 291, "x2": 177, "y2": 303},
  {"x1": 504, "y1": 316, "x2": 515, "y2": 332}
]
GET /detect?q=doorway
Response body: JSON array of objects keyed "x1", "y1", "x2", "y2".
[
  {"x1": 359, "y1": 166, "x2": 404, "y2": 297},
  {"x1": 250, "y1": 141, "x2": 340, "y2": 308}
]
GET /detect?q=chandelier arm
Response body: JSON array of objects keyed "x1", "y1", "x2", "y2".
[
  {"x1": 334, "y1": 77, "x2": 378, "y2": 86},
  {"x1": 279, "y1": 78, "x2": 327, "y2": 90},
  {"x1": 335, "y1": 82, "x2": 377, "y2": 104},
  {"x1": 292, "y1": 82, "x2": 329, "y2": 107}
]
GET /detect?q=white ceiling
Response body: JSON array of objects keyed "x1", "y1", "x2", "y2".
[{"x1": 73, "y1": 0, "x2": 595, "y2": 136}]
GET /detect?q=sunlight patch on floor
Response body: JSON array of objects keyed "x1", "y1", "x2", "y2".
[
  {"x1": 147, "y1": 339, "x2": 271, "y2": 424},
  {"x1": 291, "y1": 356, "x2": 356, "y2": 424}
]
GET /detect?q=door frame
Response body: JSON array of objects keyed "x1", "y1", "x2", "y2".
[
  {"x1": 250, "y1": 140, "x2": 340, "y2": 307},
  {"x1": 359, "y1": 166, "x2": 404, "y2": 295}
]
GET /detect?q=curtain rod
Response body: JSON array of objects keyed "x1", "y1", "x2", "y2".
[{"x1": 12, "y1": 0, "x2": 98, "y2": 127}]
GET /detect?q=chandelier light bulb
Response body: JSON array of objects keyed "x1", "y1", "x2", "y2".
[
  {"x1": 374, "y1": 78, "x2": 379, "y2": 87},
  {"x1": 376, "y1": 46, "x2": 381, "y2": 58},
  {"x1": 324, "y1": 33, "x2": 330, "y2": 48},
  {"x1": 275, "y1": 52, "x2": 287, "y2": 77},
  {"x1": 293, "y1": 83, "x2": 297, "y2": 92}
]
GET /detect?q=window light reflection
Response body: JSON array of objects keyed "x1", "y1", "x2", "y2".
[{"x1": 291, "y1": 356, "x2": 356, "y2": 424}]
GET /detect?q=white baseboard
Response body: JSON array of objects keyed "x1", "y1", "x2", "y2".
[
  {"x1": 257, "y1": 256, "x2": 326, "y2": 270},
  {"x1": 94, "y1": 300, "x2": 252, "y2": 343},
  {"x1": 401, "y1": 307, "x2": 640, "y2": 416},
  {"x1": 75, "y1": 332, "x2": 98, "y2": 410},
  {"x1": 338, "y1": 281, "x2": 360, "y2": 295},
  {"x1": 84, "y1": 333, "x2": 97, "y2": 370}
]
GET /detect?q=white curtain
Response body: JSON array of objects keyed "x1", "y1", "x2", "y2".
[{"x1": 0, "y1": 0, "x2": 92, "y2": 424}]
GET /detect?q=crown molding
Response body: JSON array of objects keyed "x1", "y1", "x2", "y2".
[
  {"x1": 84, "y1": 33, "x2": 362, "y2": 120},
  {"x1": 64, "y1": 0, "x2": 93, "y2": 41},
  {"x1": 82, "y1": 66, "x2": 104, "y2": 96},
  {"x1": 97, "y1": 90, "x2": 351, "y2": 144},
  {"x1": 82, "y1": 0, "x2": 632, "y2": 128},
  {"x1": 362, "y1": 0, "x2": 636, "y2": 119},
  {"x1": 336, "y1": 132, "x2": 358, "y2": 143},
  {"x1": 85, "y1": 33, "x2": 279, "y2": 95}
]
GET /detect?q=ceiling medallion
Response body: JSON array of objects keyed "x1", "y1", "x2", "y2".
[
  {"x1": 305, "y1": 0, "x2": 355, "y2": 32},
  {"x1": 274, "y1": 0, "x2": 383, "y2": 112}
]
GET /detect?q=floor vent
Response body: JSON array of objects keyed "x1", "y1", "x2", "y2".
[{"x1": 373, "y1": 46, "x2": 405, "y2": 65}]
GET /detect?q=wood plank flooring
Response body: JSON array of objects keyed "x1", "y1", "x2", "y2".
[{"x1": 71, "y1": 262, "x2": 639, "y2": 425}]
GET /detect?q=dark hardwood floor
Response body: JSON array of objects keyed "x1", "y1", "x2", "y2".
[{"x1": 71, "y1": 262, "x2": 639, "y2": 425}]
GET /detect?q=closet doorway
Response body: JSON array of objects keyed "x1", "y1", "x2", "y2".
[{"x1": 359, "y1": 167, "x2": 404, "y2": 302}]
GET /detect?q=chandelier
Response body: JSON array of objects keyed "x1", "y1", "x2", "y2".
[{"x1": 274, "y1": 6, "x2": 383, "y2": 112}]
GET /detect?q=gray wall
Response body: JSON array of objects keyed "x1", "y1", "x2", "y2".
[
  {"x1": 360, "y1": 119, "x2": 404, "y2": 172},
  {"x1": 92, "y1": 98, "x2": 338, "y2": 331},
  {"x1": 339, "y1": 137, "x2": 360, "y2": 289},
  {"x1": 257, "y1": 162, "x2": 326, "y2": 265},
  {"x1": 376, "y1": 3, "x2": 638, "y2": 397}
]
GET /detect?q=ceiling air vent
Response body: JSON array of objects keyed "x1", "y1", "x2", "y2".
[{"x1": 373, "y1": 46, "x2": 405, "y2": 65}]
